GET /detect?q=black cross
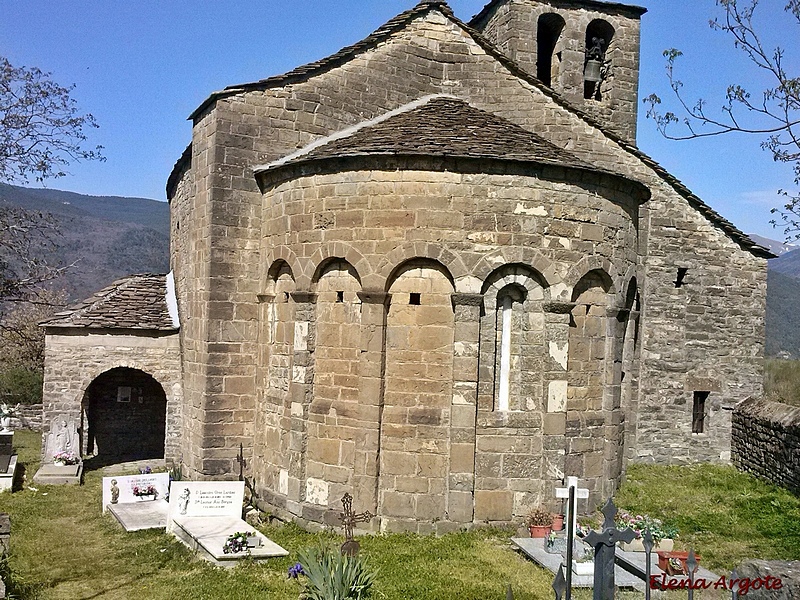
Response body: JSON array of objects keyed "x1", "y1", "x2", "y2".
[
  {"x1": 236, "y1": 443, "x2": 246, "y2": 481},
  {"x1": 582, "y1": 498, "x2": 636, "y2": 600},
  {"x1": 338, "y1": 493, "x2": 374, "y2": 556}
]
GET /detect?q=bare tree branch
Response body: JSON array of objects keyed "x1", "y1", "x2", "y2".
[{"x1": 643, "y1": 0, "x2": 800, "y2": 242}]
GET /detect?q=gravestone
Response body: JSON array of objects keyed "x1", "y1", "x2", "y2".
[
  {"x1": 102, "y1": 473, "x2": 171, "y2": 531},
  {"x1": 33, "y1": 416, "x2": 82, "y2": 485},
  {"x1": 0, "y1": 432, "x2": 16, "y2": 492},
  {"x1": 167, "y1": 481, "x2": 287, "y2": 566}
]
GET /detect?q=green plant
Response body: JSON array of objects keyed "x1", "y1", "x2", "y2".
[
  {"x1": 525, "y1": 507, "x2": 553, "y2": 527},
  {"x1": 297, "y1": 543, "x2": 377, "y2": 600}
]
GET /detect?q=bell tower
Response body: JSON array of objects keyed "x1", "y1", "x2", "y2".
[{"x1": 471, "y1": 0, "x2": 646, "y2": 143}]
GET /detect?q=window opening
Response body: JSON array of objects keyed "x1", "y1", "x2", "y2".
[
  {"x1": 537, "y1": 13, "x2": 565, "y2": 87},
  {"x1": 675, "y1": 268, "x2": 688, "y2": 288},
  {"x1": 584, "y1": 20, "x2": 614, "y2": 100},
  {"x1": 409, "y1": 292, "x2": 421, "y2": 305},
  {"x1": 692, "y1": 391, "x2": 709, "y2": 433},
  {"x1": 336, "y1": 291, "x2": 344, "y2": 303},
  {"x1": 497, "y1": 295, "x2": 513, "y2": 411}
]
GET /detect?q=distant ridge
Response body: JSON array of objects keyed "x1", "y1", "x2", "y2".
[
  {"x1": 748, "y1": 234, "x2": 799, "y2": 257},
  {"x1": 0, "y1": 183, "x2": 169, "y2": 301}
]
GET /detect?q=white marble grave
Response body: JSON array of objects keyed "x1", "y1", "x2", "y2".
[
  {"x1": 103, "y1": 473, "x2": 170, "y2": 531},
  {"x1": 167, "y1": 481, "x2": 287, "y2": 566}
]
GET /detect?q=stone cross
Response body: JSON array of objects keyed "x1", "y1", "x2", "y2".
[
  {"x1": 555, "y1": 476, "x2": 589, "y2": 535},
  {"x1": 583, "y1": 498, "x2": 636, "y2": 600},
  {"x1": 338, "y1": 493, "x2": 374, "y2": 556}
]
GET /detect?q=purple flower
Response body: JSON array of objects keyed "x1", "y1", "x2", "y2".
[{"x1": 287, "y1": 563, "x2": 305, "y2": 579}]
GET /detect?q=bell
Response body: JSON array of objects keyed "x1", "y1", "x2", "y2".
[{"x1": 584, "y1": 59, "x2": 603, "y2": 83}]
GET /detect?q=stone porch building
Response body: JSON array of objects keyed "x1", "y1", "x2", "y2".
[{"x1": 42, "y1": 0, "x2": 771, "y2": 532}]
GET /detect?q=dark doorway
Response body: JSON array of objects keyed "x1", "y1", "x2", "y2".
[{"x1": 84, "y1": 367, "x2": 167, "y2": 463}]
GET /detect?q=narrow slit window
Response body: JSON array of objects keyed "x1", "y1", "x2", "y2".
[
  {"x1": 692, "y1": 391, "x2": 709, "y2": 433},
  {"x1": 409, "y1": 292, "x2": 421, "y2": 305},
  {"x1": 336, "y1": 291, "x2": 344, "y2": 303},
  {"x1": 675, "y1": 268, "x2": 688, "y2": 288}
]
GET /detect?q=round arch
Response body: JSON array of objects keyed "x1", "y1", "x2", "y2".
[{"x1": 82, "y1": 367, "x2": 167, "y2": 463}]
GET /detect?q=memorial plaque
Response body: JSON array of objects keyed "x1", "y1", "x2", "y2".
[
  {"x1": 102, "y1": 473, "x2": 170, "y2": 513},
  {"x1": 167, "y1": 481, "x2": 244, "y2": 529}
]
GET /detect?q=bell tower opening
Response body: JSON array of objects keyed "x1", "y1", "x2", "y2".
[
  {"x1": 537, "y1": 13, "x2": 566, "y2": 88},
  {"x1": 584, "y1": 19, "x2": 615, "y2": 101}
]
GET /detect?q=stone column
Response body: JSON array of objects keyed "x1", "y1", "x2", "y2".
[
  {"x1": 542, "y1": 301, "x2": 573, "y2": 484},
  {"x1": 353, "y1": 290, "x2": 390, "y2": 522},
  {"x1": 287, "y1": 291, "x2": 316, "y2": 514},
  {"x1": 447, "y1": 292, "x2": 482, "y2": 527},
  {"x1": 603, "y1": 305, "x2": 628, "y2": 499}
]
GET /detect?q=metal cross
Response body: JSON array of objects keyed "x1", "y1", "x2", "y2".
[
  {"x1": 555, "y1": 476, "x2": 590, "y2": 537},
  {"x1": 236, "y1": 443, "x2": 246, "y2": 481},
  {"x1": 583, "y1": 498, "x2": 636, "y2": 600},
  {"x1": 338, "y1": 493, "x2": 374, "y2": 556}
]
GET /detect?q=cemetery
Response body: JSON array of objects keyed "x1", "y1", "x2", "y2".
[{"x1": 0, "y1": 431, "x2": 793, "y2": 598}]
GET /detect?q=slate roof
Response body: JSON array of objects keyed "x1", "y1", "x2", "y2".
[
  {"x1": 258, "y1": 96, "x2": 597, "y2": 176},
  {"x1": 172, "y1": 0, "x2": 773, "y2": 259},
  {"x1": 42, "y1": 274, "x2": 178, "y2": 331}
]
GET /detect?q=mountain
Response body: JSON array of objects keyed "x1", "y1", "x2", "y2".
[
  {"x1": 0, "y1": 183, "x2": 169, "y2": 301},
  {"x1": 766, "y1": 270, "x2": 800, "y2": 359},
  {"x1": 748, "y1": 234, "x2": 799, "y2": 257},
  {"x1": 769, "y1": 246, "x2": 800, "y2": 280}
]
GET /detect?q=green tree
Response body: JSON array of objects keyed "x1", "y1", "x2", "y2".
[{"x1": 643, "y1": 0, "x2": 799, "y2": 241}]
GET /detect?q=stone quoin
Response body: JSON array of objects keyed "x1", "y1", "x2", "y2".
[{"x1": 41, "y1": 0, "x2": 771, "y2": 533}]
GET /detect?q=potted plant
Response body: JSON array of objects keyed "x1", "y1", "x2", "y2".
[
  {"x1": 526, "y1": 507, "x2": 553, "y2": 538},
  {"x1": 657, "y1": 550, "x2": 701, "y2": 575},
  {"x1": 551, "y1": 513, "x2": 565, "y2": 531},
  {"x1": 615, "y1": 510, "x2": 677, "y2": 552}
]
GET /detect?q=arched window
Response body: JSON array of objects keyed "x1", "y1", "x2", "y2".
[
  {"x1": 584, "y1": 19, "x2": 615, "y2": 100},
  {"x1": 495, "y1": 284, "x2": 526, "y2": 411},
  {"x1": 537, "y1": 13, "x2": 566, "y2": 88}
]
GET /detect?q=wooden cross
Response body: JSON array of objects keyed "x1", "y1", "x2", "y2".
[
  {"x1": 555, "y1": 476, "x2": 589, "y2": 535},
  {"x1": 338, "y1": 493, "x2": 374, "y2": 556},
  {"x1": 583, "y1": 499, "x2": 636, "y2": 600}
]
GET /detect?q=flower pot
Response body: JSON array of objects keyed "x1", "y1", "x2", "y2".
[
  {"x1": 572, "y1": 560, "x2": 593, "y2": 576},
  {"x1": 529, "y1": 525, "x2": 551, "y2": 538},
  {"x1": 620, "y1": 537, "x2": 674, "y2": 553},
  {"x1": 551, "y1": 514, "x2": 564, "y2": 531},
  {"x1": 657, "y1": 551, "x2": 701, "y2": 575}
]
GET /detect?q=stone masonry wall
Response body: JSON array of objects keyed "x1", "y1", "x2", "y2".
[
  {"x1": 42, "y1": 331, "x2": 183, "y2": 463},
  {"x1": 732, "y1": 397, "x2": 800, "y2": 493},
  {"x1": 255, "y1": 163, "x2": 641, "y2": 530}
]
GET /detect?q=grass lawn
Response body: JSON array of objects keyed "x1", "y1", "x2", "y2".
[{"x1": 0, "y1": 431, "x2": 797, "y2": 599}]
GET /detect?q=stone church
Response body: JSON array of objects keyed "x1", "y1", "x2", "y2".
[{"x1": 42, "y1": 0, "x2": 771, "y2": 532}]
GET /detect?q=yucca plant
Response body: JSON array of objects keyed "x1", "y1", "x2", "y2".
[{"x1": 297, "y1": 543, "x2": 377, "y2": 600}]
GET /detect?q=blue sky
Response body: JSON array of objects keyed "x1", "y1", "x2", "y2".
[{"x1": 2, "y1": 0, "x2": 797, "y2": 239}]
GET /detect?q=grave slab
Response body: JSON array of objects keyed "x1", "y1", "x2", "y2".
[
  {"x1": 108, "y1": 499, "x2": 170, "y2": 531},
  {"x1": 32, "y1": 462, "x2": 82, "y2": 485},
  {"x1": 102, "y1": 473, "x2": 170, "y2": 513},
  {"x1": 0, "y1": 455, "x2": 17, "y2": 492},
  {"x1": 171, "y1": 515, "x2": 288, "y2": 566},
  {"x1": 167, "y1": 481, "x2": 287, "y2": 566},
  {"x1": 511, "y1": 537, "x2": 646, "y2": 592},
  {"x1": 615, "y1": 545, "x2": 721, "y2": 589}
]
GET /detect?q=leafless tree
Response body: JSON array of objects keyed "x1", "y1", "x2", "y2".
[{"x1": 643, "y1": 0, "x2": 800, "y2": 241}]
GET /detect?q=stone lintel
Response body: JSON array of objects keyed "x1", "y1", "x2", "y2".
[
  {"x1": 451, "y1": 293, "x2": 483, "y2": 307},
  {"x1": 290, "y1": 291, "x2": 317, "y2": 303},
  {"x1": 543, "y1": 301, "x2": 576, "y2": 314},
  {"x1": 357, "y1": 290, "x2": 390, "y2": 305}
]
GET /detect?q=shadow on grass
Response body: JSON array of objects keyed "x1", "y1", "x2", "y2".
[{"x1": 0, "y1": 555, "x2": 48, "y2": 599}]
